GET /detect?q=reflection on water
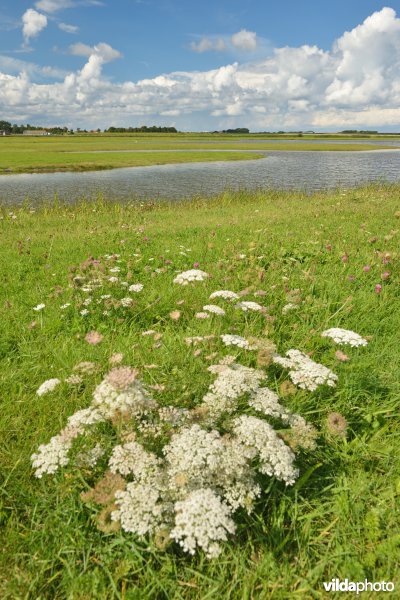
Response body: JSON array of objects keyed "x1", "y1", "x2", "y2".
[{"x1": 0, "y1": 150, "x2": 399, "y2": 206}]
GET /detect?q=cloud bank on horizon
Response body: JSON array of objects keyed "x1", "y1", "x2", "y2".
[{"x1": 1, "y1": 5, "x2": 400, "y2": 130}]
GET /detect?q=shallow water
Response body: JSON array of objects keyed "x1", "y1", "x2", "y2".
[{"x1": 0, "y1": 149, "x2": 399, "y2": 206}]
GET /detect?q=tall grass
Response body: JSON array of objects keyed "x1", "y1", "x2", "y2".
[{"x1": 0, "y1": 185, "x2": 399, "y2": 598}]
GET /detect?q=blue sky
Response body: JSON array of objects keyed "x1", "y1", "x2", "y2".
[{"x1": 1, "y1": 1, "x2": 400, "y2": 130}]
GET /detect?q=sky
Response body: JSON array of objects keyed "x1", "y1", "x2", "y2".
[{"x1": 1, "y1": 1, "x2": 400, "y2": 131}]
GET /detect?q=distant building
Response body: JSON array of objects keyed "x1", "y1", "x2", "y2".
[
  {"x1": 23, "y1": 130, "x2": 51, "y2": 136},
  {"x1": 0, "y1": 130, "x2": 11, "y2": 136}
]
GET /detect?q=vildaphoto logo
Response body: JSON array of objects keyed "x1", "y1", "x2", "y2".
[{"x1": 323, "y1": 579, "x2": 395, "y2": 594}]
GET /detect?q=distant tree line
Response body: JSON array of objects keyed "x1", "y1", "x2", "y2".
[
  {"x1": 0, "y1": 120, "x2": 71, "y2": 134},
  {"x1": 0, "y1": 121, "x2": 179, "y2": 135},
  {"x1": 105, "y1": 126, "x2": 178, "y2": 133},
  {"x1": 212, "y1": 128, "x2": 250, "y2": 134},
  {"x1": 339, "y1": 130, "x2": 379, "y2": 134}
]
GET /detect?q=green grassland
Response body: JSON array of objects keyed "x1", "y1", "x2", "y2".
[
  {"x1": 1, "y1": 134, "x2": 399, "y2": 173},
  {"x1": 0, "y1": 185, "x2": 399, "y2": 598}
]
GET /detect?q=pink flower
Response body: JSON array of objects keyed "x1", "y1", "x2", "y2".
[
  {"x1": 335, "y1": 350, "x2": 350, "y2": 362},
  {"x1": 341, "y1": 254, "x2": 348, "y2": 263},
  {"x1": 326, "y1": 244, "x2": 332, "y2": 252},
  {"x1": 375, "y1": 284, "x2": 382, "y2": 294},
  {"x1": 382, "y1": 271, "x2": 390, "y2": 280},
  {"x1": 348, "y1": 275, "x2": 355, "y2": 282},
  {"x1": 363, "y1": 265, "x2": 371, "y2": 272},
  {"x1": 193, "y1": 262, "x2": 200, "y2": 268},
  {"x1": 169, "y1": 310, "x2": 181, "y2": 321},
  {"x1": 85, "y1": 331, "x2": 104, "y2": 345}
]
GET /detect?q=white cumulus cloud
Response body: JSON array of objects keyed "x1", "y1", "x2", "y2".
[
  {"x1": 59, "y1": 22, "x2": 79, "y2": 34},
  {"x1": 231, "y1": 29, "x2": 257, "y2": 51},
  {"x1": 191, "y1": 37, "x2": 226, "y2": 53},
  {"x1": 35, "y1": 0, "x2": 103, "y2": 13},
  {"x1": 22, "y1": 9, "x2": 48, "y2": 43},
  {"x1": 69, "y1": 42, "x2": 122, "y2": 62},
  {"x1": 2, "y1": 8, "x2": 400, "y2": 130},
  {"x1": 35, "y1": 0, "x2": 74, "y2": 13},
  {"x1": 191, "y1": 29, "x2": 258, "y2": 54}
]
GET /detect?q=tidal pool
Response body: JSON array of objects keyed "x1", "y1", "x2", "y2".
[{"x1": 0, "y1": 149, "x2": 399, "y2": 206}]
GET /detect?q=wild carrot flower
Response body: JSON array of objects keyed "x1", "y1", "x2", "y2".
[
  {"x1": 220, "y1": 334, "x2": 257, "y2": 350},
  {"x1": 203, "y1": 305, "x2": 226, "y2": 316},
  {"x1": 36, "y1": 378, "x2": 61, "y2": 396},
  {"x1": 173, "y1": 270, "x2": 209, "y2": 285},
  {"x1": 170, "y1": 488, "x2": 236, "y2": 558},
  {"x1": 273, "y1": 350, "x2": 337, "y2": 391},
  {"x1": 129, "y1": 284, "x2": 144, "y2": 292},
  {"x1": 120, "y1": 297, "x2": 133, "y2": 307},
  {"x1": 209, "y1": 290, "x2": 239, "y2": 301},
  {"x1": 33, "y1": 303, "x2": 45, "y2": 311},
  {"x1": 321, "y1": 328, "x2": 368, "y2": 347},
  {"x1": 235, "y1": 301, "x2": 263, "y2": 312}
]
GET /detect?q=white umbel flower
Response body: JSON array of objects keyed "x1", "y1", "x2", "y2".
[
  {"x1": 203, "y1": 304, "x2": 226, "y2": 316},
  {"x1": 112, "y1": 483, "x2": 165, "y2": 536},
  {"x1": 202, "y1": 363, "x2": 265, "y2": 418},
  {"x1": 273, "y1": 350, "x2": 338, "y2": 391},
  {"x1": 129, "y1": 284, "x2": 143, "y2": 293},
  {"x1": 235, "y1": 301, "x2": 264, "y2": 312},
  {"x1": 232, "y1": 415, "x2": 299, "y2": 485},
  {"x1": 93, "y1": 368, "x2": 156, "y2": 417},
  {"x1": 248, "y1": 387, "x2": 290, "y2": 421},
  {"x1": 321, "y1": 328, "x2": 368, "y2": 347},
  {"x1": 209, "y1": 290, "x2": 240, "y2": 301},
  {"x1": 31, "y1": 423, "x2": 82, "y2": 477},
  {"x1": 33, "y1": 303, "x2": 45, "y2": 311},
  {"x1": 173, "y1": 269, "x2": 209, "y2": 285},
  {"x1": 282, "y1": 303, "x2": 298, "y2": 315},
  {"x1": 36, "y1": 378, "x2": 61, "y2": 396},
  {"x1": 170, "y1": 488, "x2": 236, "y2": 558},
  {"x1": 164, "y1": 425, "x2": 224, "y2": 488},
  {"x1": 109, "y1": 441, "x2": 162, "y2": 481},
  {"x1": 120, "y1": 297, "x2": 133, "y2": 307},
  {"x1": 220, "y1": 334, "x2": 257, "y2": 350}
]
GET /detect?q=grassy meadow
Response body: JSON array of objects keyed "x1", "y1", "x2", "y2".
[
  {"x1": 0, "y1": 185, "x2": 399, "y2": 598},
  {"x1": 1, "y1": 133, "x2": 399, "y2": 174}
]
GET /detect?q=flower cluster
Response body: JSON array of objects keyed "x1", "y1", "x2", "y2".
[
  {"x1": 32, "y1": 358, "x2": 312, "y2": 557},
  {"x1": 273, "y1": 350, "x2": 338, "y2": 391},
  {"x1": 220, "y1": 334, "x2": 257, "y2": 350},
  {"x1": 321, "y1": 328, "x2": 368, "y2": 347},
  {"x1": 173, "y1": 269, "x2": 209, "y2": 285},
  {"x1": 202, "y1": 304, "x2": 226, "y2": 316},
  {"x1": 209, "y1": 290, "x2": 240, "y2": 301},
  {"x1": 36, "y1": 378, "x2": 61, "y2": 396},
  {"x1": 235, "y1": 301, "x2": 264, "y2": 312}
]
